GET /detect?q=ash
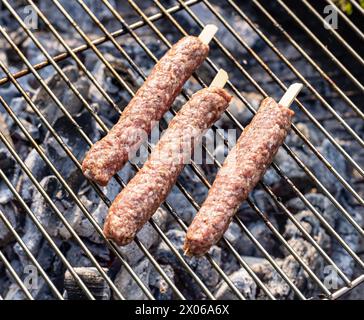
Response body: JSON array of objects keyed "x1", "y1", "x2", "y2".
[{"x1": 0, "y1": 0, "x2": 363, "y2": 300}]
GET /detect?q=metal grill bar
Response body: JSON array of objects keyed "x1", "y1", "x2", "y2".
[
  {"x1": 72, "y1": 0, "x2": 249, "y2": 300},
  {"x1": 0, "y1": 129, "x2": 120, "y2": 300},
  {"x1": 325, "y1": 0, "x2": 364, "y2": 40},
  {"x1": 271, "y1": 0, "x2": 364, "y2": 91},
  {"x1": 174, "y1": 0, "x2": 364, "y2": 265},
  {"x1": 348, "y1": 0, "x2": 364, "y2": 15},
  {"x1": 144, "y1": 0, "x2": 362, "y2": 270},
  {"x1": 0, "y1": 0, "x2": 362, "y2": 300},
  {"x1": 0, "y1": 209, "x2": 64, "y2": 300},
  {"x1": 222, "y1": 1, "x2": 364, "y2": 122},
  {"x1": 40, "y1": 0, "x2": 247, "y2": 300},
  {"x1": 0, "y1": 249, "x2": 34, "y2": 300},
  {"x1": 120, "y1": 0, "x2": 332, "y2": 297},
  {"x1": 300, "y1": 0, "x2": 364, "y2": 66},
  {"x1": 50, "y1": 0, "x2": 277, "y2": 300},
  {"x1": 105, "y1": 0, "x2": 350, "y2": 297},
  {"x1": 0, "y1": 0, "x2": 201, "y2": 86},
  {"x1": 331, "y1": 274, "x2": 364, "y2": 299},
  {"x1": 144, "y1": 1, "x2": 364, "y2": 240},
  {"x1": 1, "y1": 0, "x2": 238, "y2": 300},
  {"x1": 0, "y1": 167, "x2": 95, "y2": 300}
]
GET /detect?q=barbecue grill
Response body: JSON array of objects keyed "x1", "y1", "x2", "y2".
[{"x1": 0, "y1": 0, "x2": 363, "y2": 300}]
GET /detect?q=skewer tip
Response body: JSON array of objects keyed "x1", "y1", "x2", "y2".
[
  {"x1": 198, "y1": 24, "x2": 218, "y2": 45},
  {"x1": 278, "y1": 83, "x2": 303, "y2": 108},
  {"x1": 210, "y1": 69, "x2": 228, "y2": 89}
]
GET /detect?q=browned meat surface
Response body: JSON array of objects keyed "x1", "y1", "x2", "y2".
[
  {"x1": 184, "y1": 97, "x2": 294, "y2": 256},
  {"x1": 82, "y1": 36, "x2": 209, "y2": 186},
  {"x1": 104, "y1": 87, "x2": 231, "y2": 245}
]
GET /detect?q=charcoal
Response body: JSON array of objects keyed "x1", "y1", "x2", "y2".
[
  {"x1": 32, "y1": 65, "x2": 90, "y2": 126},
  {"x1": 88, "y1": 52, "x2": 139, "y2": 121},
  {"x1": 10, "y1": 237, "x2": 62, "y2": 300},
  {"x1": 251, "y1": 189, "x2": 274, "y2": 213},
  {"x1": 0, "y1": 180, "x2": 14, "y2": 206},
  {"x1": 284, "y1": 210, "x2": 331, "y2": 252},
  {"x1": 287, "y1": 192, "x2": 361, "y2": 285},
  {"x1": 72, "y1": 178, "x2": 121, "y2": 244},
  {"x1": 72, "y1": 195, "x2": 108, "y2": 245},
  {"x1": 0, "y1": 203, "x2": 17, "y2": 246},
  {"x1": 224, "y1": 219, "x2": 278, "y2": 258},
  {"x1": 4, "y1": 262, "x2": 53, "y2": 300},
  {"x1": 38, "y1": 0, "x2": 116, "y2": 34},
  {"x1": 5, "y1": 96, "x2": 27, "y2": 118},
  {"x1": 113, "y1": 257, "x2": 151, "y2": 300},
  {"x1": 13, "y1": 118, "x2": 41, "y2": 142},
  {"x1": 279, "y1": 238, "x2": 326, "y2": 299},
  {"x1": 13, "y1": 216, "x2": 43, "y2": 271},
  {"x1": 331, "y1": 196, "x2": 361, "y2": 283},
  {"x1": 225, "y1": 92, "x2": 262, "y2": 126},
  {"x1": 18, "y1": 148, "x2": 48, "y2": 202},
  {"x1": 30, "y1": 175, "x2": 80, "y2": 240},
  {"x1": 44, "y1": 109, "x2": 100, "y2": 191},
  {"x1": 65, "y1": 243, "x2": 93, "y2": 268},
  {"x1": 309, "y1": 139, "x2": 348, "y2": 195},
  {"x1": 0, "y1": 82, "x2": 20, "y2": 106},
  {"x1": 64, "y1": 267, "x2": 111, "y2": 300},
  {"x1": 0, "y1": 112, "x2": 13, "y2": 149},
  {"x1": 177, "y1": 166, "x2": 208, "y2": 209},
  {"x1": 263, "y1": 147, "x2": 314, "y2": 197},
  {"x1": 174, "y1": 3, "x2": 259, "y2": 55},
  {"x1": 155, "y1": 229, "x2": 221, "y2": 299},
  {"x1": 244, "y1": 208, "x2": 332, "y2": 299},
  {"x1": 166, "y1": 186, "x2": 196, "y2": 224},
  {"x1": 215, "y1": 268, "x2": 257, "y2": 300},
  {"x1": 149, "y1": 264, "x2": 175, "y2": 300},
  {"x1": 285, "y1": 122, "x2": 324, "y2": 147},
  {"x1": 4, "y1": 283, "x2": 25, "y2": 300},
  {"x1": 286, "y1": 193, "x2": 337, "y2": 226}
]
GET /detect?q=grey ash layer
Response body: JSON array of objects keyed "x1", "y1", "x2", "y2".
[{"x1": 0, "y1": 1, "x2": 363, "y2": 300}]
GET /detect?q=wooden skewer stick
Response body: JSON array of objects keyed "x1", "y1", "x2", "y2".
[
  {"x1": 279, "y1": 83, "x2": 304, "y2": 108},
  {"x1": 209, "y1": 69, "x2": 229, "y2": 89},
  {"x1": 198, "y1": 24, "x2": 218, "y2": 45}
]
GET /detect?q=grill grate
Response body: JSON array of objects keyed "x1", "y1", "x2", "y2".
[{"x1": 0, "y1": 0, "x2": 363, "y2": 300}]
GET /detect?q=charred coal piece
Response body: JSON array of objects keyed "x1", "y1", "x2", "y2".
[
  {"x1": 63, "y1": 267, "x2": 110, "y2": 300},
  {"x1": 155, "y1": 229, "x2": 221, "y2": 299},
  {"x1": 215, "y1": 268, "x2": 257, "y2": 300}
]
